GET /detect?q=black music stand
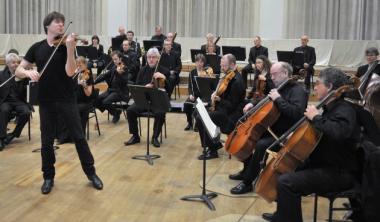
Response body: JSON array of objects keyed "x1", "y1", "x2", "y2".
[
  {"x1": 222, "y1": 46, "x2": 246, "y2": 61},
  {"x1": 190, "y1": 49, "x2": 205, "y2": 62},
  {"x1": 205, "y1": 55, "x2": 221, "y2": 74},
  {"x1": 77, "y1": 46, "x2": 98, "y2": 61},
  {"x1": 181, "y1": 98, "x2": 219, "y2": 211},
  {"x1": 129, "y1": 85, "x2": 170, "y2": 165},
  {"x1": 111, "y1": 37, "x2": 124, "y2": 51},
  {"x1": 277, "y1": 51, "x2": 294, "y2": 65},
  {"x1": 194, "y1": 76, "x2": 219, "y2": 104},
  {"x1": 143, "y1": 40, "x2": 163, "y2": 52}
]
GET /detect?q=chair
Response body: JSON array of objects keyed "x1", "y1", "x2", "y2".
[
  {"x1": 138, "y1": 112, "x2": 167, "y2": 143},
  {"x1": 313, "y1": 189, "x2": 357, "y2": 222},
  {"x1": 107, "y1": 100, "x2": 129, "y2": 121},
  {"x1": 10, "y1": 108, "x2": 33, "y2": 141},
  {"x1": 173, "y1": 82, "x2": 181, "y2": 100},
  {"x1": 86, "y1": 106, "x2": 101, "y2": 140}
]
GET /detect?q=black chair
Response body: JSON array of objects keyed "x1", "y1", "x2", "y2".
[
  {"x1": 313, "y1": 189, "x2": 357, "y2": 222},
  {"x1": 86, "y1": 106, "x2": 101, "y2": 140},
  {"x1": 173, "y1": 81, "x2": 181, "y2": 100},
  {"x1": 10, "y1": 108, "x2": 33, "y2": 141},
  {"x1": 138, "y1": 112, "x2": 167, "y2": 143}
]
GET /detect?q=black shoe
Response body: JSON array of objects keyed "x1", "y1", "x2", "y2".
[
  {"x1": 198, "y1": 149, "x2": 218, "y2": 160},
  {"x1": 112, "y1": 111, "x2": 121, "y2": 123},
  {"x1": 41, "y1": 179, "x2": 54, "y2": 195},
  {"x1": 87, "y1": 174, "x2": 103, "y2": 190},
  {"x1": 229, "y1": 170, "x2": 244, "y2": 180},
  {"x1": 193, "y1": 125, "x2": 198, "y2": 132},
  {"x1": 184, "y1": 123, "x2": 193, "y2": 131},
  {"x1": 151, "y1": 137, "x2": 160, "y2": 147},
  {"x1": 4, "y1": 133, "x2": 15, "y2": 145},
  {"x1": 56, "y1": 138, "x2": 73, "y2": 145},
  {"x1": 124, "y1": 135, "x2": 140, "y2": 146},
  {"x1": 262, "y1": 212, "x2": 277, "y2": 222},
  {"x1": 230, "y1": 182, "x2": 253, "y2": 194},
  {"x1": 0, "y1": 139, "x2": 5, "y2": 151}
]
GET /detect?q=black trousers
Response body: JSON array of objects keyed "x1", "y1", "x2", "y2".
[
  {"x1": 95, "y1": 90, "x2": 123, "y2": 115},
  {"x1": 39, "y1": 102, "x2": 95, "y2": 179},
  {"x1": 274, "y1": 167, "x2": 355, "y2": 222},
  {"x1": 168, "y1": 72, "x2": 180, "y2": 98},
  {"x1": 0, "y1": 100, "x2": 30, "y2": 138},
  {"x1": 183, "y1": 98, "x2": 195, "y2": 125},
  {"x1": 241, "y1": 63, "x2": 255, "y2": 89},
  {"x1": 57, "y1": 102, "x2": 92, "y2": 141},
  {"x1": 304, "y1": 69, "x2": 313, "y2": 90},
  {"x1": 242, "y1": 136, "x2": 276, "y2": 185},
  {"x1": 195, "y1": 110, "x2": 235, "y2": 151},
  {"x1": 127, "y1": 103, "x2": 165, "y2": 139}
]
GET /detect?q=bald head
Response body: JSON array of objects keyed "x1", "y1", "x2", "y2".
[
  {"x1": 270, "y1": 62, "x2": 292, "y2": 86},
  {"x1": 220, "y1": 54, "x2": 236, "y2": 73},
  {"x1": 118, "y1": 26, "x2": 126, "y2": 35},
  {"x1": 301, "y1": 35, "x2": 309, "y2": 47}
]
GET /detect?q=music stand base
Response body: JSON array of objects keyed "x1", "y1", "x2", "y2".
[
  {"x1": 181, "y1": 192, "x2": 218, "y2": 211},
  {"x1": 132, "y1": 154, "x2": 161, "y2": 165},
  {"x1": 32, "y1": 146, "x2": 59, "y2": 153}
]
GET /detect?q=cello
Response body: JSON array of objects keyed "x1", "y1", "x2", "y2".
[{"x1": 255, "y1": 85, "x2": 353, "y2": 202}]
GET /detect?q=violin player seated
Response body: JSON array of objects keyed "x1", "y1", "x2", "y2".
[
  {"x1": 0, "y1": 53, "x2": 31, "y2": 150},
  {"x1": 124, "y1": 47, "x2": 170, "y2": 148},
  {"x1": 94, "y1": 51, "x2": 130, "y2": 124},
  {"x1": 246, "y1": 55, "x2": 274, "y2": 101},
  {"x1": 195, "y1": 54, "x2": 245, "y2": 160}
]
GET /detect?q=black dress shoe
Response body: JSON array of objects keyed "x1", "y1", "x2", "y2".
[
  {"x1": 230, "y1": 182, "x2": 253, "y2": 194},
  {"x1": 87, "y1": 174, "x2": 103, "y2": 190},
  {"x1": 112, "y1": 111, "x2": 121, "y2": 123},
  {"x1": 184, "y1": 123, "x2": 193, "y2": 131},
  {"x1": 198, "y1": 149, "x2": 218, "y2": 160},
  {"x1": 124, "y1": 135, "x2": 140, "y2": 146},
  {"x1": 229, "y1": 170, "x2": 244, "y2": 180},
  {"x1": 151, "y1": 137, "x2": 160, "y2": 147},
  {"x1": 41, "y1": 179, "x2": 54, "y2": 195},
  {"x1": 4, "y1": 133, "x2": 15, "y2": 145},
  {"x1": 262, "y1": 212, "x2": 277, "y2": 222},
  {"x1": 0, "y1": 139, "x2": 5, "y2": 151}
]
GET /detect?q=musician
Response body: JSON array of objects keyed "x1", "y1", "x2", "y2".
[
  {"x1": 266, "y1": 68, "x2": 360, "y2": 222},
  {"x1": 196, "y1": 54, "x2": 245, "y2": 160},
  {"x1": 57, "y1": 56, "x2": 95, "y2": 144},
  {"x1": 293, "y1": 35, "x2": 316, "y2": 92},
  {"x1": 200, "y1": 33, "x2": 221, "y2": 55},
  {"x1": 230, "y1": 62, "x2": 308, "y2": 194},
  {"x1": 124, "y1": 47, "x2": 170, "y2": 148},
  {"x1": 166, "y1": 32, "x2": 182, "y2": 56},
  {"x1": 183, "y1": 54, "x2": 214, "y2": 131},
  {"x1": 356, "y1": 47, "x2": 380, "y2": 78},
  {"x1": 15, "y1": 11, "x2": 103, "y2": 194},
  {"x1": 121, "y1": 39, "x2": 140, "y2": 83},
  {"x1": 0, "y1": 53, "x2": 30, "y2": 150},
  {"x1": 151, "y1": 25, "x2": 166, "y2": 42},
  {"x1": 126, "y1": 30, "x2": 142, "y2": 58},
  {"x1": 94, "y1": 51, "x2": 129, "y2": 124},
  {"x1": 89, "y1": 35, "x2": 105, "y2": 76},
  {"x1": 241, "y1": 36, "x2": 268, "y2": 89},
  {"x1": 246, "y1": 55, "x2": 275, "y2": 101},
  {"x1": 159, "y1": 39, "x2": 182, "y2": 99},
  {"x1": 116, "y1": 26, "x2": 127, "y2": 40},
  {"x1": 90, "y1": 35, "x2": 104, "y2": 58}
]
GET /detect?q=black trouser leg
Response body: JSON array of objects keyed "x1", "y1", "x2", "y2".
[
  {"x1": 127, "y1": 103, "x2": 141, "y2": 136},
  {"x1": 0, "y1": 103, "x2": 11, "y2": 138},
  {"x1": 78, "y1": 103, "x2": 91, "y2": 134},
  {"x1": 12, "y1": 102, "x2": 30, "y2": 137},
  {"x1": 241, "y1": 64, "x2": 254, "y2": 89},
  {"x1": 183, "y1": 99, "x2": 194, "y2": 125},
  {"x1": 153, "y1": 112, "x2": 165, "y2": 139}
]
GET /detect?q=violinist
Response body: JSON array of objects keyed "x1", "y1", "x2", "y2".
[
  {"x1": 0, "y1": 53, "x2": 30, "y2": 150},
  {"x1": 264, "y1": 68, "x2": 360, "y2": 222},
  {"x1": 57, "y1": 56, "x2": 95, "y2": 144},
  {"x1": 124, "y1": 47, "x2": 170, "y2": 148},
  {"x1": 94, "y1": 51, "x2": 129, "y2": 124},
  {"x1": 121, "y1": 39, "x2": 140, "y2": 83},
  {"x1": 183, "y1": 54, "x2": 214, "y2": 131},
  {"x1": 15, "y1": 11, "x2": 103, "y2": 194},
  {"x1": 246, "y1": 55, "x2": 274, "y2": 101},
  {"x1": 200, "y1": 33, "x2": 221, "y2": 55},
  {"x1": 229, "y1": 62, "x2": 307, "y2": 195},
  {"x1": 196, "y1": 54, "x2": 245, "y2": 160}
]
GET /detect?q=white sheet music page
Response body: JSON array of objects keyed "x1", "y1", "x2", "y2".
[{"x1": 195, "y1": 98, "x2": 220, "y2": 139}]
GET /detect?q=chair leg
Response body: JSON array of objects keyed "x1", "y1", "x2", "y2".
[
  {"x1": 164, "y1": 118, "x2": 167, "y2": 138},
  {"x1": 160, "y1": 129, "x2": 163, "y2": 143},
  {"x1": 94, "y1": 109, "x2": 101, "y2": 136},
  {"x1": 328, "y1": 198, "x2": 334, "y2": 222},
  {"x1": 138, "y1": 117, "x2": 142, "y2": 136},
  {"x1": 313, "y1": 194, "x2": 318, "y2": 222},
  {"x1": 28, "y1": 116, "x2": 31, "y2": 141},
  {"x1": 177, "y1": 83, "x2": 180, "y2": 99},
  {"x1": 86, "y1": 118, "x2": 90, "y2": 140}
]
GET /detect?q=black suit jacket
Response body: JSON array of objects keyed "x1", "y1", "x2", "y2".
[
  {"x1": 94, "y1": 64, "x2": 129, "y2": 102},
  {"x1": 0, "y1": 67, "x2": 28, "y2": 104},
  {"x1": 356, "y1": 63, "x2": 380, "y2": 78},
  {"x1": 293, "y1": 45, "x2": 316, "y2": 73},
  {"x1": 151, "y1": 34, "x2": 167, "y2": 42},
  {"x1": 160, "y1": 51, "x2": 182, "y2": 74},
  {"x1": 248, "y1": 46, "x2": 268, "y2": 64},
  {"x1": 172, "y1": 42, "x2": 182, "y2": 57}
]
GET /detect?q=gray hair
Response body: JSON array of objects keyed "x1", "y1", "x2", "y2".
[
  {"x1": 365, "y1": 47, "x2": 379, "y2": 56},
  {"x1": 5, "y1": 53, "x2": 20, "y2": 64},
  {"x1": 319, "y1": 67, "x2": 348, "y2": 90},
  {"x1": 147, "y1": 47, "x2": 160, "y2": 57},
  {"x1": 224, "y1": 53, "x2": 236, "y2": 65},
  {"x1": 279, "y1": 62, "x2": 293, "y2": 77}
]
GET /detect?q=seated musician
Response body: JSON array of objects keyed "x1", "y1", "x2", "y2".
[
  {"x1": 57, "y1": 56, "x2": 95, "y2": 144},
  {"x1": 160, "y1": 39, "x2": 182, "y2": 99},
  {"x1": 151, "y1": 25, "x2": 166, "y2": 42},
  {"x1": 246, "y1": 55, "x2": 274, "y2": 101},
  {"x1": 264, "y1": 68, "x2": 360, "y2": 222},
  {"x1": 183, "y1": 54, "x2": 214, "y2": 131},
  {"x1": 229, "y1": 62, "x2": 308, "y2": 194},
  {"x1": 166, "y1": 32, "x2": 182, "y2": 56},
  {"x1": 94, "y1": 51, "x2": 129, "y2": 124},
  {"x1": 89, "y1": 35, "x2": 105, "y2": 76},
  {"x1": 126, "y1": 30, "x2": 142, "y2": 58},
  {"x1": 0, "y1": 53, "x2": 31, "y2": 150},
  {"x1": 200, "y1": 33, "x2": 221, "y2": 55},
  {"x1": 356, "y1": 47, "x2": 380, "y2": 78},
  {"x1": 196, "y1": 54, "x2": 245, "y2": 160},
  {"x1": 293, "y1": 35, "x2": 316, "y2": 92},
  {"x1": 124, "y1": 47, "x2": 170, "y2": 148},
  {"x1": 121, "y1": 39, "x2": 140, "y2": 83}
]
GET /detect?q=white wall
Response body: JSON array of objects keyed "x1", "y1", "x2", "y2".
[
  {"x1": 259, "y1": 0, "x2": 284, "y2": 39},
  {"x1": 106, "y1": 0, "x2": 128, "y2": 37}
]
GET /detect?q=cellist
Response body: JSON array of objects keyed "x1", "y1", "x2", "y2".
[
  {"x1": 230, "y1": 62, "x2": 308, "y2": 195},
  {"x1": 263, "y1": 68, "x2": 360, "y2": 222}
]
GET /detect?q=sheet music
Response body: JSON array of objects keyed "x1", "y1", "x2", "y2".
[{"x1": 195, "y1": 98, "x2": 220, "y2": 140}]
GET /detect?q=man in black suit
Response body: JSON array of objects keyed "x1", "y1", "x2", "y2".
[
  {"x1": 160, "y1": 39, "x2": 182, "y2": 99},
  {"x1": 126, "y1": 30, "x2": 142, "y2": 59},
  {"x1": 0, "y1": 53, "x2": 30, "y2": 150},
  {"x1": 121, "y1": 39, "x2": 140, "y2": 83},
  {"x1": 356, "y1": 47, "x2": 380, "y2": 78},
  {"x1": 166, "y1": 32, "x2": 182, "y2": 56},
  {"x1": 151, "y1": 25, "x2": 166, "y2": 42},
  {"x1": 200, "y1": 33, "x2": 221, "y2": 55},
  {"x1": 293, "y1": 35, "x2": 316, "y2": 92},
  {"x1": 241, "y1": 36, "x2": 268, "y2": 88}
]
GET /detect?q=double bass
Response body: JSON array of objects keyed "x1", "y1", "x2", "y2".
[{"x1": 255, "y1": 85, "x2": 352, "y2": 202}]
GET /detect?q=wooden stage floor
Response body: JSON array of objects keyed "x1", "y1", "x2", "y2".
[{"x1": 0, "y1": 108, "x2": 348, "y2": 222}]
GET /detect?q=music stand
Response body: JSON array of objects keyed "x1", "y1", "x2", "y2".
[
  {"x1": 181, "y1": 98, "x2": 219, "y2": 210},
  {"x1": 190, "y1": 49, "x2": 205, "y2": 63},
  {"x1": 129, "y1": 85, "x2": 171, "y2": 165},
  {"x1": 77, "y1": 46, "x2": 98, "y2": 61},
  {"x1": 222, "y1": 46, "x2": 246, "y2": 61},
  {"x1": 205, "y1": 55, "x2": 221, "y2": 74},
  {"x1": 194, "y1": 76, "x2": 219, "y2": 103},
  {"x1": 111, "y1": 37, "x2": 124, "y2": 51},
  {"x1": 277, "y1": 51, "x2": 294, "y2": 64},
  {"x1": 293, "y1": 51, "x2": 305, "y2": 70},
  {"x1": 143, "y1": 40, "x2": 163, "y2": 52}
]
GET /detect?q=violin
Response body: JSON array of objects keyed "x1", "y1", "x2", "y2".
[
  {"x1": 199, "y1": 67, "x2": 214, "y2": 78},
  {"x1": 210, "y1": 69, "x2": 236, "y2": 111},
  {"x1": 52, "y1": 34, "x2": 89, "y2": 46},
  {"x1": 79, "y1": 68, "x2": 90, "y2": 81},
  {"x1": 116, "y1": 62, "x2": 125, "y2": 74}
]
